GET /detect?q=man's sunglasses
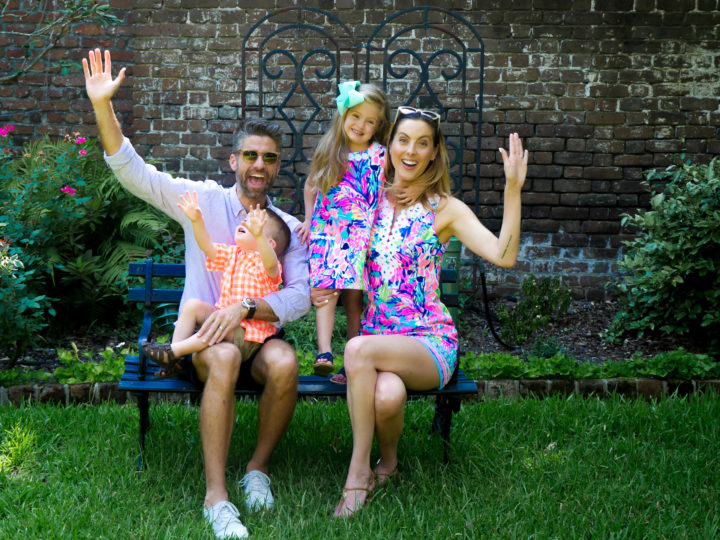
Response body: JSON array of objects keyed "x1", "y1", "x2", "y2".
[
  {"x1": 238, "y1": 150, "x2": 280, "y2": 164},
  {"x1": 395, "y1": 106, "x2": 441, "y2": 124}
]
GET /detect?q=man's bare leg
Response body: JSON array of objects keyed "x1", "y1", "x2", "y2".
[
  {"x1": 192, "y1": 342, "x2": 242, "y2": 508},
  {"x1": 245, "y1": 338, "x2": 298, "y2": 473}
]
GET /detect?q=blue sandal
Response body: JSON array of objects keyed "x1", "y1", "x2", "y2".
[
  {"x1": 313, "y1": 352, "x2": 334, "y2": 376},
  {"x1": 330, "y1": 366, "x2": 346, "y2": 385}
]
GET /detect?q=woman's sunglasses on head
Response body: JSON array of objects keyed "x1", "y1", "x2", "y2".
[
  {"x1": 238, "y1": 150, "x2": 280, "y2": 164},
  {"x1": 395, "y1": 106, "x2": 441, "y2": 124}
]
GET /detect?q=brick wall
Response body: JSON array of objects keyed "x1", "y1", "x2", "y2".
[{"x1": 2, "y1": 0, "x2": 719, "y2": 300}]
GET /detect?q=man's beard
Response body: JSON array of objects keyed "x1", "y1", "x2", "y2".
[{"x1": 237, "y1": 170, "x2": 274, "y2": 202}]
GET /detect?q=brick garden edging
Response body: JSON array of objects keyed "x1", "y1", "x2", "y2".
[{"x1": 2, "y1": 378, "x2": 720, "y2": 407}]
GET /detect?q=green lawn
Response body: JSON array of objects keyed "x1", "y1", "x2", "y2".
[{"x1": 1, "y1": 394, "x2": 719, "y2": 538}]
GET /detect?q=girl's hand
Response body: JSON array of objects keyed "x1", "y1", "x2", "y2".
[
  {"x1": 245, "y1": 205, "x2": 267, "y2": 238},
  {"x1": 296, "y1": 220, "x2": 311, "y2": 245},
  {"x1": 82, "y1": 49, "x2": 125, "y2": 105},
  {"x1": 498, "y1": 133, "x2": 528, "y2": 193},
  {"x1": 177, "y1": 191, "x2": 202, "y2": 222}
]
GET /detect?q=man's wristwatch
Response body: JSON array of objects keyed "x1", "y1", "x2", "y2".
[{"x1": 241, "y1": 297, "x2": 257, "y2": 319}]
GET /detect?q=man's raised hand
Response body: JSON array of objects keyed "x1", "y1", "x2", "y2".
[{"x1": 82, "y1": 48, "x2": 125, "y2": 105}]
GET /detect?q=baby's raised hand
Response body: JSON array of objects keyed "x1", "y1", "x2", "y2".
[
  {"x1": 177, "y1": 191, "x2": 202, "y2": 222},
  {"x1": 245, "y1": 205, "x2": 267, "y2": 238}
]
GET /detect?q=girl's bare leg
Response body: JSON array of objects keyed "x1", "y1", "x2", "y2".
[
  {"x1": 341, "y1": 289, "x2": 364, "y2": 339},
  {"x1": 315, "y1": 288, "x2": 339, "y2": 354}
]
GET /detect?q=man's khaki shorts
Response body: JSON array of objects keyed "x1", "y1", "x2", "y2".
[{"x1": 233, "y1": 326, "x2": 262, "y2": 361}]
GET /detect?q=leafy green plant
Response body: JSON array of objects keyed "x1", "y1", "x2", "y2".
[
  {"x1": 607, "y1": 157, "x2": 720, "y2": 352},
  {"x1": 0, "y1": 127, "x2": 183, "y2": 333},
  {"x1": 53, "y1": 343, "x2": 126, "y2": 384},
  {"x1": 459, "y1": 349, "x2": 720, "y2": 380},
  {"x1": 495, "y1": 274, "x2": 571, "y2": 354},
  {"x1": 531, "y1": 337, "x2": 566, "y2": 359},
  {"x1": 0, "y1": 236, "x2": 55, "y2": 363}
]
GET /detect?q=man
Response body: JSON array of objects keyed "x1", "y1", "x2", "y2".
[{"x1": 83, "y1": 49, "x2": 310, "y2": 539}]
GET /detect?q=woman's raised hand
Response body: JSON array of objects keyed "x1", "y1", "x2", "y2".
[
  {"x1": 498, "y1": 133, "x2": 528, "y2": 192},
  {"x1": 82, "y1": 49, "x2": 125, "y2": 105}
]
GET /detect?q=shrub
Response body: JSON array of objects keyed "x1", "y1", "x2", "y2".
[
  {"x1": 0, "y1": 126, "x2": 183, "y2": 333},
  {"x1": 607, "y1": 157, "x2": 720, "y2": 351},
  {"x1": 495, "y1": 274, "x2": 571, "y2": 354},
  {"x1": 0, "y1": 237, "x2": 55, "y2": 362}
]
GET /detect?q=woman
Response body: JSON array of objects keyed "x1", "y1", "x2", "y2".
[{"x1": 332, "y1": 106, "x2": 528, "y2": 517}]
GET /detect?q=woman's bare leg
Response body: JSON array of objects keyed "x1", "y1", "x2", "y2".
[
  {"x1": 335, "y1": 334, "x2": 440, "y2": 516},
  {"x1": 374, "y1": 372, "x2": 406, "y2": 482}
]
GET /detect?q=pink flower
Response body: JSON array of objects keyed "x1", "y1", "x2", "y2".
[
  {"x1": 61, "y1": 185, "x2": 76, "y2": 195},
  {"x1": 79, "y1": 149, "x2": 87, "y2": 156},
  {"x1": 76, "y1": 137, "x2": 87, "y2": 144},
  {"x1": 0, "y1": 124, "x2": 15, "y2": 137}
]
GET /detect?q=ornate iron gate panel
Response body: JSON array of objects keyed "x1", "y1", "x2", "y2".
[
  {"x1": 240, "y1": 6, "x2": 484, "y2": 217},
  {"x1": 363, "y1": 7, "x2": 485, "y2": 215},
  {"x1": 240, "y1": 7, "x2": 358, "y2": 214}
]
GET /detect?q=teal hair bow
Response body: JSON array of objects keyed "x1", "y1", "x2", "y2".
[{"x1": 336, "y1": 80, "x2": 364, "y2": 116}]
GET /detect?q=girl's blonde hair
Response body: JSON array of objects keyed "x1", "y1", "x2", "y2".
[
  {"x1": 308, "y1": 83, "x2": 390, "y2": 194},
  {"x1": 384, "y1": 112, "x2": 452, "y2": 209}
]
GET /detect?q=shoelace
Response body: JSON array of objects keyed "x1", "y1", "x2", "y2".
[
  {"x1": 241, "y1": 471, "x2": 270, "y2": 491},
  {"x1": 214, "y1": 501, "x2": 240, "y2": 520}
]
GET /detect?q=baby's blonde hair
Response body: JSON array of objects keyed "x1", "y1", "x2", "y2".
[{"x1": 307, "y1": 84, "x2": 390, "y2": 194}]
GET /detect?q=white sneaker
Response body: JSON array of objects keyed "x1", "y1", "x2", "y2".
[
  {"x1": 239, "y1": 470, "x2": 275, "y2": 511},
  {"x1": 203, "y1": 500, "x2": 249, "y2": 539}
]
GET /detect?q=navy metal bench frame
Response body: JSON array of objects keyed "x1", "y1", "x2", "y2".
[{"x1": 119, "y1": 258, "x2": 478, "y2": 469}]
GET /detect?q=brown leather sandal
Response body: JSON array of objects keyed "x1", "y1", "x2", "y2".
[
  {"x1": 141, "y1": 341, "x2": 180, "y2": 369},
  {"x1": 333, "y1": 483, "x2": 375, "y2": 518},
  {"x1": 373, "y1": 459, "x2": 399, "y2": 487}
]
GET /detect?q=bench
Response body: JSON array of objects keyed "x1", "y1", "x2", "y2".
[{"x1": 119, "y1": 258, "x2": 478, "y2": 469}]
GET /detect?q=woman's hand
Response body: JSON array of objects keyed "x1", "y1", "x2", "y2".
[{"x1": 498, "y1": 133, "x2": 528, "y2": 193}]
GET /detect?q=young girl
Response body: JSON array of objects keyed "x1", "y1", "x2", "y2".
[{"x1": 297, "y1": 81, "x2": 390, "y2": 377}]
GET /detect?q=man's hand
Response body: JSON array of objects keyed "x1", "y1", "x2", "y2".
[
  {"x1": 195, "y1": 303, "x2": 247, "y2": 346},
  {"x1": 311, "y1": 287, "x2": 338, "y2": 307},
  {"x1": 177, "y1": 191, "x2": 203, "y2": 223},
  {"x1": 82, "y1": 48, "x2": 125, "y2": 106}
]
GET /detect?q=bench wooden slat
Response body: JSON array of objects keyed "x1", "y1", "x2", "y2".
[
  {"x1": 128, "y1": 288, "x2": 184, "y2": 303},
  {"x1": 129, "y1": 262, "x2": 187, "y2": 277}
]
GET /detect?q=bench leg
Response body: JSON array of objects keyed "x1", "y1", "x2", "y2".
[
  {"x1": 432, "y1": 395, "x2": 462, "y2": 465},
  {"x1": 136, "y1": 392, "x2": 150, "y2": 471}
]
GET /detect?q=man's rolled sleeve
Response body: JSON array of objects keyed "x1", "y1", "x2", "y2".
[{"x1": 264, "y1": 233, "x2": 310, "y2": 326}]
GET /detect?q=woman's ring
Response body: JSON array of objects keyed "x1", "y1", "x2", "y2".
[{"x1": 219, "y1": 326, "x2": 223, "y2": 330}]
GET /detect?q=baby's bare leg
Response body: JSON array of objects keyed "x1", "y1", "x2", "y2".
[{"x1": 171, "y1": 299, "x2": 216, "y2": 357}]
